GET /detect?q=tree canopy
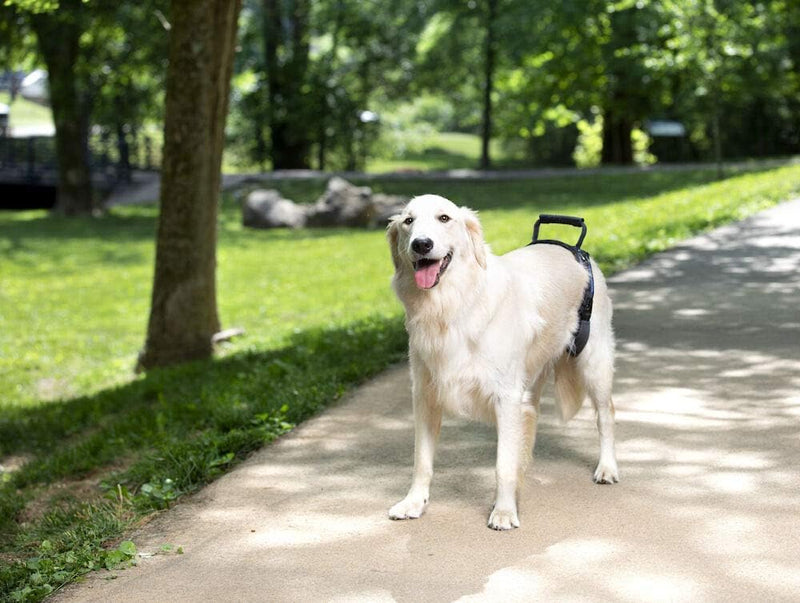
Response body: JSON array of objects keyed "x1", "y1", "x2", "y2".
[
  {"x1": 225, "y1": 0, "x2": 800, "y2": 169},
  {"x1": 2, "y1": 0, "x2": 799, "y2": 194}
]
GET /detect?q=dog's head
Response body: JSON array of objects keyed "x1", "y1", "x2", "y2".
[{"x1": 387, "y1": 195, "x2": 487, "y2": 290}]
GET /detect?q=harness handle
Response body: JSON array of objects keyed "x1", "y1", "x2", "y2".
[{"x1": 532, "y1": 214, "x2": 587, "y2": 249}]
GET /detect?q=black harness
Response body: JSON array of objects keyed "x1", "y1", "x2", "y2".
[{"x1": 528, "y1": 214, "x2": 595, "y2": 357}]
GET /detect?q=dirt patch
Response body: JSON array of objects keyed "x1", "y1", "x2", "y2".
[
  {"x1": 15, "y1": 457, "x2": 138, "y2": 527},
  {"x1": 17, "y1": 475, "x2": 106, "y2": 526},
  {"x1": 0, "y1": 454, "x2": 33, "y2": 474}
]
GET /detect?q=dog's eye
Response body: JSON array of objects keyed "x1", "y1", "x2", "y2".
[
  {"x1": 403, "y1": 217, "x2": 414, "y2": 225},
  {"x1": 438, "y1": 214, "x2": 451, "y2": 223}
]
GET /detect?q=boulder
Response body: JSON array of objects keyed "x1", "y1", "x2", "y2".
[
  {"x1": 306, "y1": 177, "x2": 374, "y2": 227},
  {"x1": 369, "y1": 193, "x2": 407, "y2": 229},
  {"x1": 241, "y1": 178, "x2": 408, "y2": 230},
  {"x1": 242, "y1": 189, "x2": 307, "y2": 229}
]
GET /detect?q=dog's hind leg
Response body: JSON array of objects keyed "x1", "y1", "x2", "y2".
[
  {"x1": 389, "y1": 374, "x2": 442, "y2": 520},
  {"x1": 586, "y1": 362, "x2": 619, "y2": 484}
]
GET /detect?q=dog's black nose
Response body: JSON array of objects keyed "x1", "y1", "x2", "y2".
[{"x1": 411, "y1": 238, "x2": 434, "y2": 255}]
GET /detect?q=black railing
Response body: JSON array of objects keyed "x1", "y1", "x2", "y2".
[
  {"x1": 0, "y1": 136, "x2": 58, "y2": 183},
  {"x1": 0, "y1": 132, "x2": 160, "y2": 209}
]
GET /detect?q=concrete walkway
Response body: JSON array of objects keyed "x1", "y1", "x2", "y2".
[
  {"x1": 55, "y1": 200, "x2": 800, "y2": 602},
  {"x1": 103, "y1": 160, "x2": 799, "y2": 207}
]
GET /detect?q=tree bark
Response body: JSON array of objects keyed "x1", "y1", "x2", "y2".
[
  {"x1": 263, "y1": 0, "x2": 311, "y2": 169},
  {"x1": 480, "y1": 0, "x2": 497, "y2": 170},
  {"x1": 138, "y1": 0, "x2": 242, "y2": 370},
  {"x1": 31, "y1": 0, "x2": 94, "y2": 215},
  {"x1": 712, "y1": 104, "x2": 723, "y2": 179},
  {"x1": 601, "y1": 107, "x2": 634, "y2": 165}
]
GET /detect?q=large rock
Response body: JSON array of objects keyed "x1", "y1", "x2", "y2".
[
  {"x1": 306, "y1": 177, "x2": 374, "y2": 227},
  {"x1": 307, "y1": 177, "x2": 407, "y2": 229},
  {"x1": 242, "y1": 189, "x2": 307, "y2": 229},
  {"x1": 241, "y1": 178, "x2": 407, "y2": 230},
  {"x1": 369, "y1": 193, "x2": 407, "y2": 229}
]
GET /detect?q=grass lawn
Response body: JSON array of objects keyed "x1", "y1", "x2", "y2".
[
  {"x1": 1, "y1": 162, "x2": 800, "y2": 600},
  {"x1": 367, "y1": 132, "x2": 519, "y2": 172},
  {"x1": 0, "y1": 92, "x2": 54, "y2": 131}
]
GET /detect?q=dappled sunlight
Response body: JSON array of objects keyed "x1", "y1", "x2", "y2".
[
  {"x1": 698, "y1": 514, "x2": 770, "y2": 555},
  {"x1": 731, "y1": 559, "x2": 800, "y2": 598},
  {"x1": 246, "y1": 513, "x2": 387, "y2": 549},
  {"x1": 702, "y1": 471, "x2": 757, "y2": 494},
  {"x1": 544, "y1": 538, "x2": 621, "y2": 564},
  {"x1": 459, "y1": 538, "x2": 706, "y2": 603},
  {"x1": 329, "y1": 589, "x2": 396, "y2": 603},
  {"x1": 455, "y1": 566, "x2": 544, "y2": 602},
  {"x1": 606, "y1": 573, "x2": 703, "y2": 603},
  {"x1": 619, "y1": 388, "x2": 749, "y2": 427}
]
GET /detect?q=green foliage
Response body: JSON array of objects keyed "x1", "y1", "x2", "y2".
[
  {"x1": 3, "y1": 0, "x2": 59, "y2": 14},
  {"x1": 5, "y1": 0, "x2": 800, "y2": 172},
  {"x1": 228, "y1": 0, "x2": 429, "y2": 171},
  {"x1": 0, "y1": 513, "x2": 137, "y2": 602},
  {"x1": 4, "y1": 0, "x2": 168, "y2": 179},
  {"x1": 408, "y1": 0, "x2": 800, "y2": 165},
  {"x1": 82, "y1": 2, "x2": 168, "y2": 135},
  {"x1": 573, "y1": 117, "x2": 603, "y2": 168},
  {"x1": 632, "y1": 127, "x2": 656, "y2": 166}
]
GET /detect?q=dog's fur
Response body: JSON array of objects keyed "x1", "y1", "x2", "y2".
[{"x1": 386, "y1": 195, "x2": 619, "y2": 530}]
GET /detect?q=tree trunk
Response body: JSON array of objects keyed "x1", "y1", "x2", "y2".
[
  {"x1": 263, "y1": 0, "x2": 312, "y2": 170},
  {"x1": 601, "y1": 108, "x2": 634, "y2": 165},
  {"x1": 31, "y1": 1, "x2": 94, "y2": 216},
  {"x1": 138, "y1": 0, "x2": 242, "y2": 370},
  {"x1": 480, "y1": 0, "x2": 497, "y2": 170},
  {"x1": 712, "y1": 105, "x2": 723, "y2": 179},
  {"x1": 115, "y1": 115, "x2": 132, "y2": 184}
]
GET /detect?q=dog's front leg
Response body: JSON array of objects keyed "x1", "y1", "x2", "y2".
[
  {"x1": 488, "y1": 400, "x2": 525, "y2": 530},
  {"x1": 389, "y1": 385, "x2": 442, "y2": 520}
]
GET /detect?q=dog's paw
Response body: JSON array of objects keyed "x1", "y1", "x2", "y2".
[
  {"x1": 593, "y1": 460, "x2": 620, "y2": 484},
  {"x1": 388, "y1": 495, "x2": 428, "y2": 520},
  {"x1": 487, "y1": 507, "x2": 520, "y2": 531}
]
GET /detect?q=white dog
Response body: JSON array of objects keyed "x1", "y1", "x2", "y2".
[{"x1": 386, "y1": 195, "x2": 619, "y2": 530}]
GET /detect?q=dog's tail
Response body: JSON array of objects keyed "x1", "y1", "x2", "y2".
[{"x1": 553, "y1": 355, "x2": 586, "y2": 422}]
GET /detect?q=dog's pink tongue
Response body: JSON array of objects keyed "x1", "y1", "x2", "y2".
[{"x1": 414, "y1": 261, "x2": 441, "y2": 289}]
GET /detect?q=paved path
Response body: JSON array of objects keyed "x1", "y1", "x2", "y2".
[
  {"x1": 103, "y1": 160, "x2": 798, "y2": 206},
  {"x1": 55, "y1": 200, "x2": 800, "y2": 602}
]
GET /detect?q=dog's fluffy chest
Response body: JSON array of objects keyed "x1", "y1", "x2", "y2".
[{"x1": 408, "y1": 310, "x2": 532, "y2": 421}]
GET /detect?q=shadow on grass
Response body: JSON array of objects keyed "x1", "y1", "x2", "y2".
[
  {"x1": 0, "y1": 210, "x2": 159, "y2": 266},
  {"x1": 0, "y1": 315, "x2": 407, "y2": 530},
  {"x1": 0, "y1": 204, "x2": 374, "y2": 264}
]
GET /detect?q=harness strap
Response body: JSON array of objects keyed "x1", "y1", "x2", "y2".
[
  {"x1": 528, "y1": 219, "x2": 595, "y2": 358},
  {"x1": 569, "y1": 248, "x2": 594, "y2": 357}
]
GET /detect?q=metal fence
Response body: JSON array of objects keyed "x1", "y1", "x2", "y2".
[{"x1": 0, "y1": 131, "x2": 160, "y2": 187}]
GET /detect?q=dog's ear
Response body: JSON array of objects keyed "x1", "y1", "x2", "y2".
[
  {"x1": 462, "y1": 207, "x2": 487, "y2": 269},
  {"x1": 386, "y1": 215, "x2": 403, "y2": 270}
]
